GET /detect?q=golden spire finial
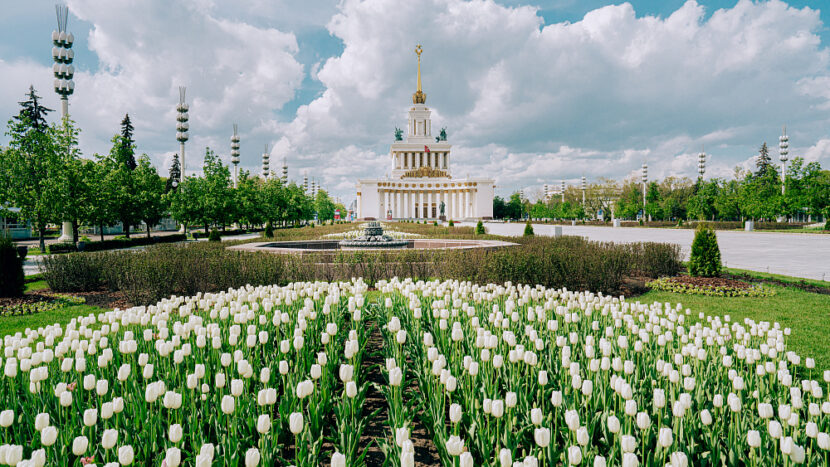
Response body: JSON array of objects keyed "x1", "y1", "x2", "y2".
[{"x1": 413, "y1": 44, "x2": 426, "y2": 104}]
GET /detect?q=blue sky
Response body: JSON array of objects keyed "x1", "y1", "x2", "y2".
[{"x1": 1, "y1": 0, "x2": 829, "y2": 202}]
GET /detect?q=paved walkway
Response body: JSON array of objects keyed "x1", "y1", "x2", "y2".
[{"x1": 461, "y1": 222, "x2": 830, "y2": 281}]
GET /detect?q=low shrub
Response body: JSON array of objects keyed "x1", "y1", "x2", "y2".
[
  {"x1": 208, "y1": 229, "x2": 221, "y2": 242},
  {"x1": 647, "y1": 277, "x2": 773, "y2": 297},
  {"x1": 265, "y1": 222, "x2": 274, "y2": 238},
  {"x1": 689, "y1": 224, "x2": 721, "y2": 277},
  {"x1": 523, "y1": 221, "x2": 534, "y2": 237},
  {"x1": 42, "y1": 252, "x2": 105, "y2": 292},
  {"x1": 0, "y1": 294, "x2": 85, "y2": 316},
  {"x1": 475, "y1": 220, "x2": 486, "y2": 235},
  {"x1": 0, "y1": 234, "x2": 24, "y2": 297},
  {"x1": 448, "y1": 220, "x2": 454, "y2": 227}
]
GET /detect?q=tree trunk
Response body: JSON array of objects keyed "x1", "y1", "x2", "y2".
[
  {"x1": 205, "y1": 223, "x2": 209, "y2": 235},
  {"x1": 39, "y1": 226, "x2": 46, "y2": 253},
  {"x1": 99, "y1": 224, "x2": 105, "y2": 242},
  {"x1": 146, "y1": 222, "x2": 151, "y2": 239},
  {"x1": 72, "y1": 220, "x2": 79, "y2": 244},
  {"x1": 123, "y1": 219, "x2": 131, "y2": 239}
]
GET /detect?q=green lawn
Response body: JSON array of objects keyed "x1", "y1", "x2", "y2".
[
  {"x1": 24, "y1": 280, "x2": 49, "y2": 293},
  {"x1": 723, "y1": 266, "x2": 830, "y2": 289},
  {"x1": 0, "y1": 304, "x2": 107, "y2": 338},
  {"x1": 638, "y1": 284, "x2": 830, "y2": 370}
]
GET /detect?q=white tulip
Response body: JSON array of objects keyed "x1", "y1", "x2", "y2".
[
  {"x1": 449, "y1": 403, "x2": 462, "y2": 423},
  {"x1": 445, "y1": 435, "x2": 464, "y2": 456},
  {"x1": 83, "y1": 408, "x2": 97, "y2": 427},
  {"x1": 0, "y1": 410, "x2": 13, "y2": 428},
  {"x1": 165, "y1": 447, "x2": 182, "y2": 467},
  {"x1": 289, "y1": 412, "x2": 303, "y2": 434},
  {"x1": 331, "y1": 451, "x2": 346, "y2": 467},
  {"x1": 102, "y1": 428, "x2": 118, "y2": 449},
  {"x1": 530, "y1": 408, "x2": 543, "y2": 425},
  {"x1": 658, "y1": 427, "x2": 673, "y2": 448},
  {"x1": 499, "y1": 448, "x2": 512, "y2": 467},
  {"x1": 118, "y1": 445, "x2": 135, "y2": 465},
  {"x1": 221, "y1": 395, "x2": 235, "y2": 414},
  {"x1": 41, "y1": 426, "x2": 58, "y2": 446},
  {"x1": 257, "y1": 414, "x2": 271, "y2": 434},
  {"x1": 568, "y1": 446, "x2": 582, "y2": 465},
  {"x1": 621, "y1": 435, "x2": 636, "y2": 453},
  {"x1": 245, "y1": 447, "x2": 261, "y2": 467},
  {"x1": 346, "y1": 381, "x2": 357, "y2": 398},
  {"x1": 72, "y1": 435, "x2": 89, "y2": 456},
  {"x1": 169, "y1": 424, "x2": 183, "y2": 443},
  {"x1": 607, "y1": 415, "x2": 620, "y2": 434},
  {"x1": 747, "y1": 430, "x2": 761, "y2": 448}
]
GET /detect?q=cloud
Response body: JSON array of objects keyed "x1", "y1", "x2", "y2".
[{"x1": 1, "y1": 0, "x2": 829, "y2": 202}]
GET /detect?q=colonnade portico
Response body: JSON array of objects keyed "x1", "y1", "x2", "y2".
[{"x1": 377, "y1": 184, "x2": 476, "y2": 219}]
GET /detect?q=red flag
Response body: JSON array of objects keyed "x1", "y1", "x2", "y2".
[{"x1": 424, "y1": 145, "x2": 430, "y2": 153}]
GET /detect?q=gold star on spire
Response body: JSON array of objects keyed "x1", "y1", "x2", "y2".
[{"x1": 413, "y1": 44, "x2": 426, "y2": 104}]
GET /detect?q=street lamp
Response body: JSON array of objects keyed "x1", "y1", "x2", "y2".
[
  {"x1": 641, "y1": 161, "x2": 648, "y2": 220},
  {"x1": 231, "y1": 123, "x2": 240, "y2": 187},
  {"x1": 779, "y1": 125, "x2": 789, "y2": 195},
  {"x1": 176, "y1": 87, "x2": 190, "y2": 177},
  {"x1": 53, "y1": 4, "x2": 77, "y2": 243},
  {"x1": 581, "y1": 176, "x2": 586, "y2": 207},
  {"x1": 262, "y1": 144, "x2": 270, "y2": 179},
  {"x1": 303, "y1": 173, "x2": 309, "y2": 192},
  {"x1": 697, "y1": 147, "x2": 706, "y2": 179},
  {"x1": 543, "y1": 184, "x2": 548, "y2": 202},
  {"x1": 282, "y1": 158, "x2": 288, "y2": 184},
  {"x1": 561, "y1": 180, "x2": 565, "y2": 203}
]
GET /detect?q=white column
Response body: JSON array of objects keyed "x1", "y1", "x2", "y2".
[
  {"x1": 463, "y1": 190, "x2": 469, "y2": 219},
  {"x1": 415, "y1": 153, "x2": 420, "y2": 168},
  {"x1": 406, "y1": 153, "x2": 411, "y2": 169},
  {"x1": 419, "y1": 191, "x2": 424, "y2": 218}
]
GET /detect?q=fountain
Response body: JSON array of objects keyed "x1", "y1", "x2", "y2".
[{"x1": 338, "y1": 222, "x2": 408, "y2": 249}]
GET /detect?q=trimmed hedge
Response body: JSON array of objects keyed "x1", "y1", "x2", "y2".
[
  {"x1": 48, "y1": 234, "x2": 187, "y2": 254},
  {"x1": 43, "y1": 235, "x2": 682, "y2": 305}
]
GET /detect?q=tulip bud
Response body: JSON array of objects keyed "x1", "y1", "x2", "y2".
[{"x1": 289, "y1": 412, "x2": 303, "y2": 434}]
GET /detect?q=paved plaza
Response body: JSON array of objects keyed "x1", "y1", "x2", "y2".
[{"x1": 463, "y1": 222, "x2": 830, "y2": 281}]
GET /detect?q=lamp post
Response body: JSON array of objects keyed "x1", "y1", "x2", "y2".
[
  {"x1": 642, "y1": 162, "x2": 648, "y2": 221},
  {"x1": 262, "y1": 144, "x2": 270, "y2": 179},
  {"x1": 231, "y1": 123, "x2": 240, "y2": 187},
  {"x1": 176, "y1": 87, "x2": 189, "y2": 177},
  {"x1": 561, "y1": 180, "x2": 565, "y2": 203},
  {"x1": 543, "y1": 184, "x2": 548, "y2": 202},
  {"x1": 53, "y1": 4, "x2": 76, "y2": 242},
  {"x1": 581, "y1": 176, "x2": 586, "y2": 208},
  {"x1": 697, "y1": 147, "x2": 706, "y2": 180},
  {"x1": 282, "y1": 158, "x2": 288, "y2": 184},
  {"x1": 303, "y1": 173, "x2": 309, "y2": 192},
  {"x1": 779, "y1": 125, "x2": 789, "y2": 196}
]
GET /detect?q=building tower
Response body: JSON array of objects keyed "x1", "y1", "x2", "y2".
[
  {"x1": 176, "y1": 87, "x2": 190, "y2": 177},
  {"x1": 282, "y1": 158, "x2": 288, "y2": 184},
  {"x1": 561, "y1": 180, "x2": 565, "y2": 203},
  {"x1": 697, "y1": 147, "x2": 706, "y2": 179},
  {"x1": 581, "y1": 176, "x2": 587, "y2": 207},
  {"x1": 261, "y1": 144, "x2": 270, "y2": 179},
  {"x1": 53, "y1": 4, "x2": 76, "y2": 242},
  {"x1": 230, "y1": 123, "x2": 240, "y2": 187},
  {"x1": 641, "y1": 161, "x2": 648, "y2": 220},
  {"x1": 779, "y1": 126, "x2": 789, "y2": 195},
  {"x1": 303, "y1": 173, "x2": 309, "y2": 192}
]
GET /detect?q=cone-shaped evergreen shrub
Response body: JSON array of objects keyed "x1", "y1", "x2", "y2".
[
  {"x1": 208, "y1": 229, "x2": 221, "y2": 242},
  {"x1": 475, "y1": 220, "x2": 486, "y2": 235},
  {"x1": 448, "y1": 220, "x2": 454, "y2": 227},
  {"x1": 524, "y1": 221, "x2": 534, "y2": 236},
  {"x1": 0, "y1": 234, "x2": 24, "y2": 297},
  {"x1": 688, "y1": 224, "x2": 721, "y2": 277},
  {"x1": 264, "y1": 222, "x2": 274, "y2": 238}
]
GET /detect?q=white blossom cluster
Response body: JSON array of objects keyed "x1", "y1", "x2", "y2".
[
  {"x1": 0, "y1": 280, "x2": 372, "y2": 466},
  {"x1": 375, "y1": 278, "x2": 830, "y2": 466}
]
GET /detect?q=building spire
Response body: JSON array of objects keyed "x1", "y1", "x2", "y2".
[{"x1": 412, "y1": 44, "x2": 426, "y2": 104}]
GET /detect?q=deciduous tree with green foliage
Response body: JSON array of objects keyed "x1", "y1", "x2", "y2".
[
  {"x1": 133, "y1": 155, "x2": 166, "y2": 237},
  {"x1": 0, "y1": 87, "x2": 61, "y2": 252}
]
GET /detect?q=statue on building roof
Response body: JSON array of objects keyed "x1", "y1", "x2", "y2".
[
  {"x1": 436, "y1": 127, "x2": 447, "y2": 142},
  {"x1": 394, "y1": 127, "x2": 403, "y2": 141}
]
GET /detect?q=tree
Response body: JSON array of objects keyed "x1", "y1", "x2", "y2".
[
  {"x1": 234, "y1": 170, "x2": 264, "y2": 228},
  {"x1": 507, "y1": 193, "x2": 523, "y2": 219},
  {"x1": 118, "y1": 114, "x2": 137, "y2": 170},
  {"x1": 644, "y1": 182, "x2": 663, "y2": 220},
  {"x1": 200, "y1": 147, "x2": 234, "y2": 231},
  {"x1": 53, "y1": 118, "x2": 89, "y2": 243},
  {"x1": 755, "y1": 142, "x2": 773, "y2": 175},
  {"x1": 0, "y1": 234, "x2": 24, "y2": 297},
  {"x1": 687, "y1": 179, "x2": 719, "y2": 221},
  {"x1": 100, "y1": 134, "x2": 140, "y2": 238},
  {"x1": 523, "y1": 220, "x2": 534, "y2": 236},
  {"x1": 133, "y1": 155, "x2": 166, "y2": 238},
  {"x1": 615, "y1": 179, "x2": 643, "y2": 219},
  {"x1": 0, "y1": 87, "x2": 60, "y2": 252},
  {"x1": 80, "y1": 158, "x2": 114, "y2": 241},
  {"x1": 167, "y1": 175, "x2": 203, "y2": 234},
  {"x1": 493, "y1": 196, "x2": 507, "y2": 219},
  {"x1": 688, "y1": 224, "x2": 721, "y2": 277},
  {"x1": 314, "y1": 190, "x2": 337, "y2": 222}
]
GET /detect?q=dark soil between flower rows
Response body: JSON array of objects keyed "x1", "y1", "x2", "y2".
[{"x1": 665, "y1": 275, "x2": 753, "y2": 289}]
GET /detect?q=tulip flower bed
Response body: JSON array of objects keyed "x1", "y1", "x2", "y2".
[
  {"x1": 2, "y1": 277, "x2": 828, "y2": 466},
  {"x1": 373, "y1": 278, "x2": 830, "y2": 466},
  {"x1": 0, "y1": 280, "x2": 376, "y2": 466}
]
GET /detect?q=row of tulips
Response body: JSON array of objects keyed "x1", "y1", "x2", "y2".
[
  {"x1": 372, "y1": 278, "x2": 829, "y2": 466},
  {"x1": 0, "y1": 280, "x2": 376, "y2": 466}
]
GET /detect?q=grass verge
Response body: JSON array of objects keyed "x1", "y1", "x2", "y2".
[
  {"x1": 722, "y1": 266, "x2": 830, "y2": 290},
  {"x1": 638, "y1": 284, "x2": 830, "y2": 369},
  {"x1": 0, "y1": 304, "x2": 108, "y2": 338}
]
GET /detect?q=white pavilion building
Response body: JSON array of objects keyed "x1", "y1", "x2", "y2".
[{"x1": 356, "y1": 46, "x2": 494, "y2": 221}]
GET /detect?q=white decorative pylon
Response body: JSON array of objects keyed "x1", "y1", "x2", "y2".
[
  {"x1": 53, "y1": 4, "x2": 76, "y2": 243},
  {"x1": 779, "y1": 126, "x2": 789, "y2": 195},
  {"x1": 262, "y1": 144, "x2": 270, "y2": 179},
  {"x1": 231, "y1": 123, "x2": 240, "y2": 187},
  {"x1": 176, "y1": 87, "x2": 190, "y2": 177}
]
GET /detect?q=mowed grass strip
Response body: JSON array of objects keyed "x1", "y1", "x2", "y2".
[
  {"x1": 638, "y1": 284, "x2": 830, "y2": 370},
  {"x1": 0, "y1": 304, "x2": 108, "y2": 339}
]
